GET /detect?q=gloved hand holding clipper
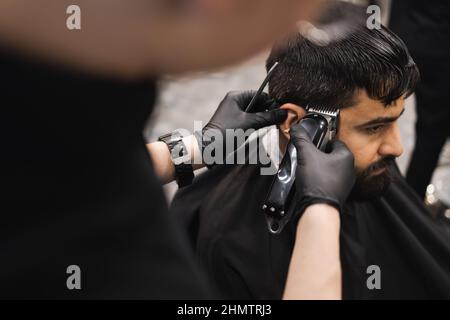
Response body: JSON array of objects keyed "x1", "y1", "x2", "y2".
[
  {"x1": 195, "y1": 90, "x2": 287, "y2": 167},
  {"x1": 283, "y1": 123, "x2": 356, "y2": 300},
  {"x1": 290, "y1": 123, "x2": 356, "y2": 218}
]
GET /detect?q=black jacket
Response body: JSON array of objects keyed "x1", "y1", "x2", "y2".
[{"x1": 171, "y1": 151, "x2": 450, "y2": 299}]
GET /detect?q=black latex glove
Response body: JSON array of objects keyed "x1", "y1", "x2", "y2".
[
  {"x1": 290, "y1": 122, "x2": 356, "y2": 215},
  {"x1": 196, "y1": 91, "x2": 287, "y2": 166}
]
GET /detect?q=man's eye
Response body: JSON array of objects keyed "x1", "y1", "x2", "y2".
[{"x1": 365, "y1": 125, "x2": 386, "y2": 135}]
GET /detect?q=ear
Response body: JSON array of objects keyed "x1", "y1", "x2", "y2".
[{"x1": 278, "y1": 103, "x2": 307, "y2": 140}]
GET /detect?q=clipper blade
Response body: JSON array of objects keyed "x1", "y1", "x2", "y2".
[{"x1": 307, "y1": 105, "x2": 339, "y2": 118}]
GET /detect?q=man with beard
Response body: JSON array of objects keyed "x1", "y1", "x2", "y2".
[{"x1": 170, "y1": 22, "x2": 450, "y2": 299}]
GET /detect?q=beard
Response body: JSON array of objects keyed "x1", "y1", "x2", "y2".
[{"x1": 348, "y1": 156, "x2": 397, "y2": 201}]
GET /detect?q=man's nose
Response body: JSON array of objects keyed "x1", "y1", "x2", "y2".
[{"x1": 378, "y1": 123, "x2": 404, "y2": 158}]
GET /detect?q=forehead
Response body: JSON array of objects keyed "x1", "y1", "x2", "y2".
[{"x1": 340, "y1": 90, "x2": 405, "y2": 125}]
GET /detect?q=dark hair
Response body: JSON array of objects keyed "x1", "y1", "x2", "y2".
[{"x1": 266, "y1": 21, "x2": 419, "y2": 109}]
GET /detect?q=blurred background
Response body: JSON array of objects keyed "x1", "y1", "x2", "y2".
[{"x1": 145, "y1": 0, "x2": 450, "y2": 221}]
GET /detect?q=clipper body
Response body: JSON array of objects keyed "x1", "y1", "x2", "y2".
[{"x1": 262, "y1": 106, "x2": 340, "y2": 234}]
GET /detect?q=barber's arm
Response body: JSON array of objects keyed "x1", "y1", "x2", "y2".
[
  {"x1": 147, "y1": 135, "x2": 202, "y2": 185},
  {"x1": 147, "y1": 91, "x2": 287, "y2": 185},
  {"x1": 284, "y1": 203, "x2": 341, "y2": 299},
  {"x1": 283, "y1": 124, "x2": 355, "y2": 300}
]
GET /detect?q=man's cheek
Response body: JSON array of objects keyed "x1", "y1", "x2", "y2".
[
  {"x1": 340, "y1": 132, "x2": 380, "y2": 170},
  {"x1": 356, "y1": 151, "x2": 378, "y2": 173},
  {"x1": 336, "y1": 136, "x2": 365, "y2": 169}
]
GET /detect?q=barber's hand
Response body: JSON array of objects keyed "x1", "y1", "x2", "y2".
[
  {"x1": 196, "y1": 91, "x2": 287, "y2": 166},
  {"x1": 205, "y1": 90, "x2": 287, "y2": 132},
  {"x1": 291, "y1": 123, "x2": 356, "y2": 214}
]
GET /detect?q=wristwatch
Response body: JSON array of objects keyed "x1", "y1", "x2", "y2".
[{"x1": 158, "y1": 131, "x2": 194, "y2": 187}]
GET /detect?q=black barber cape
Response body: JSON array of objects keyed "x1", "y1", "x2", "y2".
[
  {"x1": 170, "y1": 139, "x2": 450, "y2": 299},
  {"x1": 0, "y1": 49, "x2": 211, "y2": 298}
]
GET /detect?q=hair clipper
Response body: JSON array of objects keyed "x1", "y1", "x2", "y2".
[{"x1": 262, "y1": 106, "x2": 340, "y2": 234}]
